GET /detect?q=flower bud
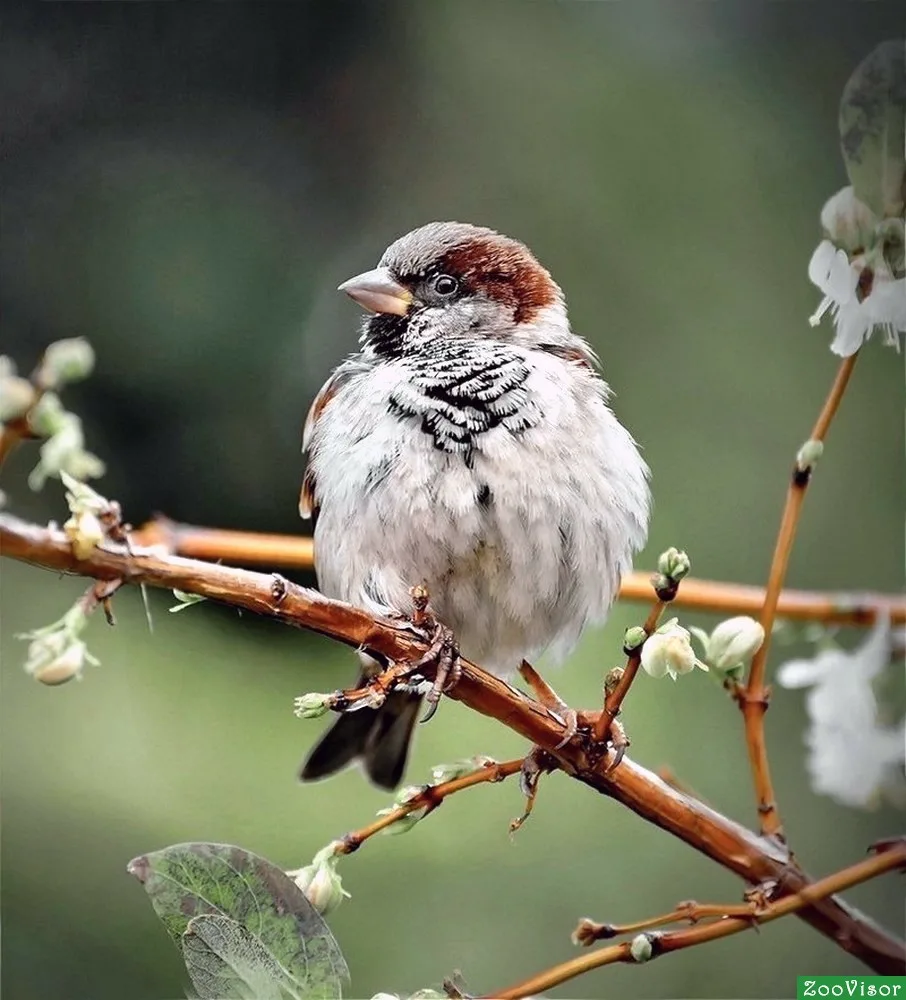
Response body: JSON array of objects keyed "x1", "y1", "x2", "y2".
[
  {"x1": 622, "y1": 625, "x2": 647, "y2": 653},
  {"x1": 38, "y1": 337, "x2": 95, "y2": 389},
  {"x1": 630, "y1": 933, "x2": 655, "y2": 963},
  {"x1": 657, "y1": 547, "x2": 691, "y2": 581},
  {"x1": 64, "y1": 510, "x2": 105, "y2": 560},
  {"x1": 796, "y1": 439, "x2": 824, "y2": 473},
  {"x1": 395, "y1": 785, "x2": 425, "y2": 806},
  {"x1": 376, "y1": 807, "x2": 426, "y2": 835},
  {"x1": 304, "y1": 865, "x2": 346, "y2": 915},
  {"x1": 409, "y1": 992, "x2": 445, "y2": 999},
  {"x1": 571, "y1": 917, "x2": 607, "y2": 947},
  {"x1": 26, "y1": 391, "x2": 66, "y2": 437},
  {"x1": 369, "y1": 994, "x2": 401, "y2": 1000},
  {"x1": 707, "y1": 616, "x2": 765, "y2": 673},
  {"x1": 641, "y1": 619, "x2": 707, "y2": 680},
  {"x1": 0, "y1": 375, "x2": 37, "y2": 422},
  {"x1": 293, "y1": 692, "x2": 332, "y2": 719},
  {"x1": 430, "y1": 759, "x2": 479, "y2": 784},
  {"x1": 32, "y1": 641, "x2": 87, "y2": 685},
  {"x1": 287, "y1": 846, "x2": 349, "y2": 916}
]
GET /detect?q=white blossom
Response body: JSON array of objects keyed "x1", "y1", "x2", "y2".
[
  {"x1": 808, "y1": 187, "x2": 906, "y2": 357},
  {"x1": 777, "y1": 613, "x2": 905, "y2": 808},
  {"x1": 641, "y1": 619, "x2": 708, "y2": 680},
  {"x1": 286, "y1": 842, "x2": 350, "y2": 915},
  {"x1": 694, "y1": 616, "x2": 765, "y2": 675}
]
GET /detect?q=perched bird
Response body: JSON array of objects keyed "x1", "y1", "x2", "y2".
[{"x1": 299, "y1": 222, "x2": 650, "y2": 789}]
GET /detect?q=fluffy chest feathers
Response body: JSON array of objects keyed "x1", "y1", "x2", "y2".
[{"x1": 303, "y1": 339, "x2": 650, "y2": 676}]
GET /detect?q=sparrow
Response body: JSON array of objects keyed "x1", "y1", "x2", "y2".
[{"x1": 299, "y1": 222, "x2": 650, "y2": 789}]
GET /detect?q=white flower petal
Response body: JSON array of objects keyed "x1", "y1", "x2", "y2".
[
  {"x1": 779, "y1": 612, "x2": 903, "y2": 809},
  {"x1": 808, "y1": 240, "x2": 840, "y2": 288},
  {"x1": 829, "y1": 301, "x2": 873, "y2": 356}
]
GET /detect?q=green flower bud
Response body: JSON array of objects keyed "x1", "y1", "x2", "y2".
[
  {"x1": 38, "y1": 337, "x2": 95, "y2": 389},
  {"x1": 657, "y1": 547, "x2": 691, "y2": 581},
  {"x1": 376, "y1": 807, "x2": 426, "y2": 835},
  {"x1": 20, "y1": 605, "x2": 100, "y2": 685},
  {"x1": 630, "y1": 933, "x2": 655, "y2": 963},
  {"x1": 293, "y1": 692, "x2": 332, "y2": 719},
  {"x1": 429, "y1": 759, "x2": 481, "y2": 784},
  {"x1": 623, "y1": 625, "x2": 647, "y2": 653},
  {"x1": 26, "y1": 392, "x2": 67, "y2": 437},
  {"x1": 796, "y1": 439, "x2": 824, "y2": 473}
]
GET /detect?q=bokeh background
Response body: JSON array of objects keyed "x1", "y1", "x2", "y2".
[{"x1": 1, "y1": 4, "x2": 903, "y2": 999}]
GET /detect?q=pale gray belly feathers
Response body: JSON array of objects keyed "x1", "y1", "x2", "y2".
[{"x1": 308, "y1": 339, "x2": 649, "y2": 678}]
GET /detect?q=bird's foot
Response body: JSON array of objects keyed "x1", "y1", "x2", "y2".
[
  {"x1": 407, "y1": 585, "x2": 461, "y2": 723},
  {"x1": 518, "y1": 660, "x2": 585, "y2": 750}
]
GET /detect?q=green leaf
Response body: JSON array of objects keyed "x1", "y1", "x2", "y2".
[
  {"x1": 182, "y1": 914, "x2": 306, "y2": 1000},
  {"x1": 169, "y1": 590, "x2": 207, "y2": 613},
  {"x1": 127, "y1": 842, "x2": 350, "y2": 999},
  {"x1": 839, "y1": 39, "x2": 906, "y2": 218}
]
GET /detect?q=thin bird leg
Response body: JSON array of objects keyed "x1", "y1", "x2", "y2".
[
  {"x1": 406, "y1": 584, "x2": 461, "y2": 724},
  {"x1": 518, "y1": 660, "x2": 578, "y2": 750},
  {"x1": 418, "y1": 622, "x2": 460, "y2": 723}
]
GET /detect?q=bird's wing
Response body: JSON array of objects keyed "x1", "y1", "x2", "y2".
[{"x1": 299, "y1": 360, "x2": 364, "y2": 521}]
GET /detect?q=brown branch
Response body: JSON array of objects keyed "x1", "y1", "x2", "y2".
[
  {"x1": 2, "y1": 512, "x2": 903, "y2": 975},
  {"x1": 337, "y1": 758, "x2": 523, "y2": 854},
  {"x1": 490, "y1": 842, "x2": 906, "y2": 999},
  {"x1": 132, "y1": 517, "x2": 315, "y2": 569},
  {"x1": 572, "y1": 899, "x2": 764, "y2": 946},
  {"x1": 740, "y1": 352, "x2": 859, "y2": 839},
  {"x1": 594, "y1": 599, "x2": 666, "y2": 745},
  {"x1": 131, "y1": 516, "x2": 906, "y2": 626}
]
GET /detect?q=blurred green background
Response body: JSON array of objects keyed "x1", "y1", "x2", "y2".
[{"x1": 1, "y1": 4, "x2": 903, "y2": 999}]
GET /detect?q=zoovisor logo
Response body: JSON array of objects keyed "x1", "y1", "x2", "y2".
[{"x1": 798, "y1": 978, "x2": 906, "y2": 998}]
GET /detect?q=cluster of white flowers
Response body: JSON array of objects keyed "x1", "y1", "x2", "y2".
[
  {"x1": 808, "y1": 187, "x2": 906, "y2": 356},
  {"x1": 807, "y1": 38, "x2": 906, "y2": 356},
  {"x1": 777, "y1": 614, "x2": 906, "y2": 809}
]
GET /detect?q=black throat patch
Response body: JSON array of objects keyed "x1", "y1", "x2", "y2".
[{"x1": 387, "y1": 340, "x2": 543, "y2": 465}]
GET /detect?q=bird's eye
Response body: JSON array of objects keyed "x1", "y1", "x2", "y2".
[{"x1": 432, "y1": 274, "x2": 459, "y2": 297}]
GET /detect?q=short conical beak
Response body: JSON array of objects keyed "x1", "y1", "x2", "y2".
[{"x1": 337, "y1": 267, "x2": 414, "y2": 316}]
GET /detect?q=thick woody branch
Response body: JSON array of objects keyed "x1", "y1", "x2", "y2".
[
  {"x1": 1, "y1": 511, "x2": 903, "y2": 975},
  {"x1": 131, "y1": 517, "x2": 906, "y2": 626}
]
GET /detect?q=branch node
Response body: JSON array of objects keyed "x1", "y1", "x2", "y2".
[{"x1": 270, "y1": 574, "x2": 289, "y2": 605}]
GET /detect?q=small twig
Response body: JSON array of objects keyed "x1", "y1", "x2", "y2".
[
  {"x1": 337, "y1": 758, "x2": 523, "y2": 854},
  {"x1": 593, "y1": 599, "x2": 666, "y2": 746},
  {"x1": 573, "y1": 898, "x2": 763, "y2": 945},
  {"x1": 489, "y1": 841, "x2": 906, "y2": 999},
  {"x1": 739, "y1": 352, "x2": 859, "y2": 839}
]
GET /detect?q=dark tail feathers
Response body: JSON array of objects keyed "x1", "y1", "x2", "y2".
[{"x1": 299, "y1": 689, "x2": 421, "y2": 790}]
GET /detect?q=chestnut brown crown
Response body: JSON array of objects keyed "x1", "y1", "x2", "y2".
[{"x1": 378, "y1": 221, "x2": 562, "y2": 325}]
